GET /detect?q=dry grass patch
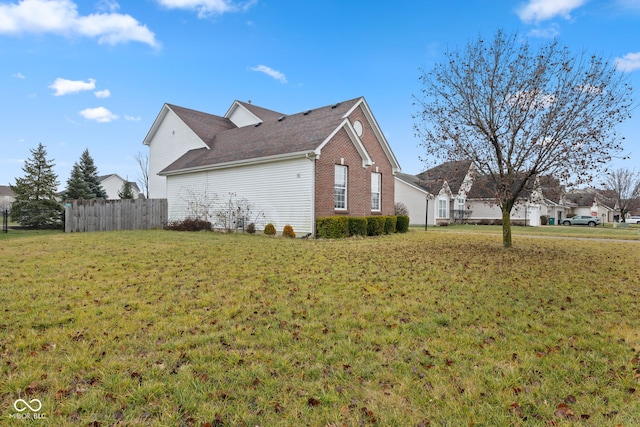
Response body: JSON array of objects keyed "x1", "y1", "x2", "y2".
[{"x1": 1, "y1": 230, "x2": 639, "y2": 426}]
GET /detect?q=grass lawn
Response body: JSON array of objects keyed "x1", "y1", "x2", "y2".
[
  {"x1": 1, "y1": 230, "x2": 639, "y2": 426},
  {"x1": 418, "y1": 223, "x2": 640, "y2": 241}
]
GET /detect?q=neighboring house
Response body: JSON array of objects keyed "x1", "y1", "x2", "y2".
[
  {"x1": 0, "y1": 185, "x2": 15, "y2": 210},
  {"x1": 396, "y1": 160, "x2": 626, "y2": 227},
  {"x1": 98, "y1": 174, "x2": 141, "y2": 200},
  {"x1": 143, "y1": 97, "x2": 401, "y2": 234},
  {"x1": 395, "y1": 160, "x2": 550, "y2": 226},
  {"x1": 394, "y1": 172, "x2": 434, "y2": 226},
  {"x1": 564, "y1": 190, "x2": 615, "y2": 223}
]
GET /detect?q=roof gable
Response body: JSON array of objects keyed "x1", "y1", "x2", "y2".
[
  {"x1": 143, "y1": 104, "x2": 236, "y2": 148},
  {"x1": 315, "y1": 116, "x2": 373, "y2": 168},
  {"x1": 416, "y1": 160, "x2": 472, "y2": 194},
  {"x1": 98, "y1": 174, "x2": 141, "y2": 192},
  {"x1": 564, "y1": 190, "x2": 615, "y2": 209},
  {"x1": 225, "y1": 101, "x2": 284, "y2": 127},
  {"x1": 344, "y1": 98, "x2": 401, "y2": 173}
]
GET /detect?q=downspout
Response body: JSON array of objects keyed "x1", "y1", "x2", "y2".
[{"x1": 307, "y1": 153, "x2": 316, "y2": 236}]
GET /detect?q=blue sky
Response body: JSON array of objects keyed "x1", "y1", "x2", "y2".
[{"x1": 1, "y1": 0, "x2": 639, "y2": 190}]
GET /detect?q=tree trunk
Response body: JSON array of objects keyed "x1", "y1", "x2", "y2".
[{"x1": 501, "y1": 206, "x2": 512, "y2": 248}]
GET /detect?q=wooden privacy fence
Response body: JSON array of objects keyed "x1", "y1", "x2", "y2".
[{"x1": 64, "y1": 199, "x2": 167, "y2": 232}]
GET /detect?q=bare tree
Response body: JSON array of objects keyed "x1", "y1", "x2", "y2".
[
  {"x1": 135, "y1": 151, "x2": 149, "y2": 198},
  {"x1": 602, "y1": 168, "x2": 640, "y2": 222},
  {"x1": 414, "y1": 30, "x2": 633, "y2": 247}
]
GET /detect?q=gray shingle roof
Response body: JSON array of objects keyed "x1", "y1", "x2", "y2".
[
  {"x1": 167, "y1": 104, "x2": 237, "y2": 148},
  {"x1": 234, "y1": 101, "x2": 284, "y2": 122},
  {"x1": 395, "y1": 172, "x2": 428, "y2": 190},
  {"x1": 160, "y1": 98, "x2": 362, "y2": 174},
  {"x1": 415, "y1": 160, "x2": 472, "y2": 194},
  {"x1": 0, "y1": 185, "x2": 14, "y2": 197}
]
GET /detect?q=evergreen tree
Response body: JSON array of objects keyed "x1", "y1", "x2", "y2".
[
  {"x1": 10, "y1": 143, "x2": 62, "y2": 228},
  {"x1": 78, "y1": 148, "x2": 107, "y2": 199},
  {"x1": 118, "y1": 179, "x2": 135, "y2": 199},
  {"x1": 64, "y1": 162, "x2": 92, "y2": 200}
]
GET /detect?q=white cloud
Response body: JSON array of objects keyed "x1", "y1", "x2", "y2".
[
  {"x1": 124, "y1": 114, "x2": 141, "y2": 121},
  {"x1": 508, "y1": 89, "x2": 556, "y2": 109},
  {"x1": 96, "y1": 0, "x2": 120, "y2": 13},
  {"x1": 79, "y1": 106, "x2": 118, "y2": 122},
  {"x1": 250, "y1": 65, "x2": 287, "y2": 83},
  {"x1": 49, "y1": 77, "x2": 96, "y2": 96},
  {"x1": 156, "y1": 0, "x2": 256, "y2": 18},
  {"x1": 13, "y1": 72, "x2": 26, "y2": 79},
  {"x1": 615, "y1": 0, "x2": 640, "y2": 11},
  {"x1": 615, "y1": 52, "x2": 640, "y2": 72},
  {"x1": 526, "y1": 24, "x2": 560, "y2": 38},
  {"x1": 0, "y1": 0, "x2": 158, "y2": 47},
  {"x1": 94, "y1": 89, "x2": 111, "y2": 98},
  {"x1": 517, "y1": 0, "x2": 587, "y2": 23}
]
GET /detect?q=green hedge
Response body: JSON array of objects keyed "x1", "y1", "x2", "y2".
[
  {"x1": 366, "y1": 216, "x2": 386, "y2": 236},
  {"x1": 383, "y1": 216, "x2": 397, "y2": 235},
  {"x1": 316, "y1": 216, "x2": 349, "y2": 239},
  {"x1": 348, "y1": 217, "x2": 368, "y2": 237},
  {"x1": 396, "y1": 215, "x2": 409, "y2": 233},
  {"x1": 316, "y1": 215, "x2": 405, "y2": 238}
]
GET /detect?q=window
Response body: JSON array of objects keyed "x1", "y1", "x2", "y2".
[
  {"x1": 438, "y1": 198, "x2": 448, "y2": 218},
  {"x1": 334, "y1": 165, "x2": 347, "y2": 210},
  {"x1": 371, "y1": 172, "x2": 381, "y2": 211},
  {"x1": 454, "y1": 197, "x2": 467, "y2": 222}
]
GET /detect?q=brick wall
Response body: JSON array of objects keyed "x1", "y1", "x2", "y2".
[{"x1": 314, "y1": 105, "x2": 395, "y2": 219}]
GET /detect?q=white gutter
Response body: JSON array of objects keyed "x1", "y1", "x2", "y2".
[{"x1": 159, "y1": 150, "x2": 316, "y2": 176}]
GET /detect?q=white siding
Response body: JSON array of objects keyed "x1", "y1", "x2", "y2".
[
  {"x1": 468, "y1": 200, "x2": 541, "y2": 225},
  {"x1": 227, "y1": 106, "x2": 261, "y2": 127},
  {"x1": 147, "y1": 109, "x2": 208, "y2": 199},
  {"x1": 394, "y1": 178, "x2": 434, "y2": 225},
  {"x1": 468, "y1": 200, "x2": 501, "y2": 219},
  {"x1": 166, "y1": 157, "x2": 315, "y2": 233},
  {"x1": 100, "y1": 175, "x2": 140, "y2": 200}
]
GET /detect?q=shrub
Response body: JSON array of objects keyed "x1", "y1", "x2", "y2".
[
  {"x1": 264, "y1": 223, "x2": 276, "y2": 235},
  {"x1": 316, "y1": 216, "x2": 349, "y2": 239},
  {"x1": 163, "y1": 217, "x2": 212, "y2": 232},
  {"x1": 366, "y1": 216, "x2": 386, "y2": 236},
  {"x1": 540, "y1": 215, "x2": 549, "y2": 226},
  {"x1": 394, "y1": 202, "x2": 409, "y2": 216},
  {"x1": 383, "y1": 216, "x2": 397, "y2": 234},
  {"x1": 282, "y1": 224, "x2": 296, "y2": 238},
  {"x1": 348, "y1": 217, "x2": 368, "y2": 237},
  {"x1": 396, "y1": 215, "x2": 409, "y2": 233},
  {"x1": 246, "y1": 222, "x2": 256, "y2": 234}
]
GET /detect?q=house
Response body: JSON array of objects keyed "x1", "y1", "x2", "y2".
[
  {"x1": 395, "y1": 160, "x2": 548, "y2": 226},
  {"x1": 143, "y1": 97, "x2": 401, "y2": 234},
  {"x1": 0, "y1": 185, "x2": 15, "y2": 210},
  {"x1": 396, "y1": 159, "x2": 631, "y2": 227},
  {"x1": 564, "y1": 190, "x2": 615, "y2": 223},
  {"x1": 98, "y1": 174, "x2": 141, "y2": 200}
]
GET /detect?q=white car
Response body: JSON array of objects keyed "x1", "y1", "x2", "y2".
[{"x1": 627, "y1": 215, "x2": 640, "y2": 224}]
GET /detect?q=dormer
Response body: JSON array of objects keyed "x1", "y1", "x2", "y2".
[
  {"x1": 224, "y1": 100, "x2": 285, "y2": 128},
  {"x1": 224, "y1": 101, "x2": 263, "y2": 127}
]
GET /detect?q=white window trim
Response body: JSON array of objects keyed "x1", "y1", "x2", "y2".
[
  {"x1": 438, "y1": 198, "x2": 448, "y2": 219},
  {"x1": 334, "y1": 165, "x2": 348, "y2": 210},
  {"x1": 371, "y1": 172, "x2": 381, "y2": 211}
]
